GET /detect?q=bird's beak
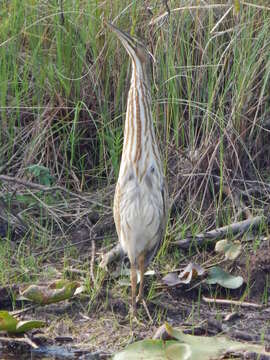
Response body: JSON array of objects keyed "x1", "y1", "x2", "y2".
[{"x1": 104, "y1": 20, "x2": 137, "y2": 54}]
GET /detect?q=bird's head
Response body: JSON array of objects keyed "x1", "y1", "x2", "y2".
[{"x1": 105, "y1": 21, "x2": 154, "y2": 73}]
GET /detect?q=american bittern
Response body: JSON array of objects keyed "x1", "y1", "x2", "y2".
[{"x1": 106, "y1": 21, "x2": 168, "y2": 314}]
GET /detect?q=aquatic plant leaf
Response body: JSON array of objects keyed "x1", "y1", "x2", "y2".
[
  {"x1": 0, "y1": 311, "x2": 17, "y2": 333},
  {"x1": 224, "y1": 242, "x2": 242, "y2": 260},
  {"x1": 165, "y1": 323, "x2": 269, "y2": 360},
  {"x1": 215, "y1": 239, "x2": 229, "y2": 253},
  {"x1": 21, "y1": 280, "x2": 80, "y2": 305},
  {"x1": 16, "y1": 320, "x2": 46, "y2": 333},
  {"x1": 206, "y1": 266, "x2": 243, "y2": 289},
  {"x1": 113, "y1": 339, "x2": 190, "y2": 360},
  {"x1": 0, "y1": 311, "x2": 45, "y2": 334},
  {"x1": 162, "y1": 272, "x2": 181, "y2": 287},
  {"x1": 49, "y1": 279, "x2": 71, "y2": 289},
  {"x1": 114, "y1": 324, "x2": 270, "y2": 360},
  {"x1": 215, "y1": 240, "x2": 242, "y2": 260},
  {"x1": 178, "y1": 263, "x2": 205, "y2": 284},
  {"x1": 162, "y1": 263, "x2": 205, "y2": 287}
]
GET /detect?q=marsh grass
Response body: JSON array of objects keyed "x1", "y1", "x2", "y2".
[{"x1": 0, "y1": 0, "x2": 270, "y2": 334}]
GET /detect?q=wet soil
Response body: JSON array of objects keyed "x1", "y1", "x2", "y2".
[{"x1": 0, "y1": 244, "x2": 269, "y2": 359}]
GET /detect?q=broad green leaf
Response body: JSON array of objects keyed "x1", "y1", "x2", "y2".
[
  {"x1": 224, "y1": 243, "x2": 241, "y2": 260},
  {"x1": 16, "y1": 320, "x2": 46, "y2": 333},
  {"x1": 215, "y1": 240, "x2": 242, "y2": 260},
  {"x1": 215, "y1": 239, "x2": 229, "y2": 253},
  {"x1": 49, "y1": 279, "x2": 71, "y2": 289},
  {"x1": 0, "y1": 311, "x2": 17, "y2": 333},
  {"x1": 162, "y1": 263, "x2": 205, "y2": 287},
  {"x1": 21, "y1": 281, "x2": 80, "y2": 305},
  {"x1": 0, "y1": 311, "x2": 45, "y2": 334},
  {"x1": 206, "y1": 266, "x2": 243, "y2": 289},
  {"x1": 113, "y1": 339, "x2": 190, "y2": 360},
  {"x1": 114, "y1": 324, "x2": 270, "y2": 360},
  {"x1": 165, "y1": 323, "x2": 269, "y2": 360}
]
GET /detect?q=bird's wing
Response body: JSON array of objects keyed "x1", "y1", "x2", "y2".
[
  {"x1": 144, "y1": 178, "x2": 169, "y2": 267},
  {"x1": 113, "y1": 182, "x2": 121, "y2": 239}
]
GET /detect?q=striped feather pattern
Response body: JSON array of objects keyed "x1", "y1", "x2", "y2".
[{"x1": 110, "y1": 24, "x2": 168, "y2": 268}]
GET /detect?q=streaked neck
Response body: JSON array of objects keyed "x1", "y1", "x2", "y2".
[{"x1": 120, "y1": 61, "x2": 161, "y2": 178}]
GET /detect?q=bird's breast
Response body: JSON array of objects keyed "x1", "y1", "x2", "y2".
[{"x1": 117, "y1": 175, "x2": 163, "y2": 261}]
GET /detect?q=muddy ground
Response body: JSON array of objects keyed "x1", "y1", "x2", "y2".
[{"x1": 0, "y1": 237, "x2": 269, "y2": 360}]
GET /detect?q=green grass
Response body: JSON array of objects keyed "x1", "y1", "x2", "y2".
[{"x1": 0, "y1": 0, "x2": 270, "y2": 351}]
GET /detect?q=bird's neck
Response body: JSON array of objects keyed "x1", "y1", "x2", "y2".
[{"x1": 120, "y1": 64, "x2": 161, "y2": 179}]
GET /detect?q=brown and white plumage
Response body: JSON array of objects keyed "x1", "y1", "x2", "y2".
[{"x1": 106, "y1": 21, "x2": 168, "y2": 313}]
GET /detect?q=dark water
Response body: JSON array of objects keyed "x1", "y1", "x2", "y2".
[{"x1": 0, "y1": 345, "x2": 102, "y2": 359}]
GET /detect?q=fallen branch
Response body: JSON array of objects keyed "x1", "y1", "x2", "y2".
[
  {"x1": 202, "y1": 296, "x2": 263, "y2": 309},
  {"x1": 99, "y1": 243, "x2": 124, "y2": 269},
  {"x1": 174, "y1": 215, "x2": 264, "y2": 248}
]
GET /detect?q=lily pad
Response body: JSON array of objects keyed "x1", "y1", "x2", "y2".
[
  {"x1": 215, "y1": 239, "x2": 242, "y2": 260},
  {"x1": 0, "y1": 311, "x2": 45, "y2": 334},
  {"x1": 114, "y1": 323, "x2": 269, "y2": 360},
  {"x1": 224, "y1": 243, "x2": 242, "y2": 260},
  {"x1": 15, "y1": 320, "x2": 46, "y2": 333},
  {"x1": 165, "y1": 323, "x2": 269, "y2": 360},
  {"x1": 0, "y1": 311, "x2": 17, "y2": 333},
  {"x1": 21, "y1": 280, "x2": 80, "y2": 305},
  {"x1": 206, "y1": 266, "x2": 243, "y2": 289},
  {"x1": 215, "y1": 239, "x2": 229, "y2": 253},
  {"x1": 113, "y1": 339, "x2": 189, "y2": 360},
  {"x1": 162, "y1": 263, "x2": 205, "y2": 287}
]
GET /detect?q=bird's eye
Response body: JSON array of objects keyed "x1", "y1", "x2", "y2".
[{"x1": 150, "y1": 165, "x2": 155, "y2": 173}]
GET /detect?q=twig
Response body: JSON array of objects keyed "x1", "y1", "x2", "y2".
[
  {"x1": 24, "y1": 335, "x2": 39, "y2": 349},
  {"x1": 210, "y1": 6, "x2": 232, "y2": 33},
  {"x1": 202, "y1": 296, "x2": 263, "y2": 309},
  {"x1": 174, "y1": 215, "x2": 264, "y2": 248},
  {"x1": 142, "y1": 299, "x2": 153, "y2": 324},
  {"x1": 11, "y1": 305, "x2": 38, "y2": 316},
  {"x1": 99, "y1": 243, "x2": 124, "y2": 269}
]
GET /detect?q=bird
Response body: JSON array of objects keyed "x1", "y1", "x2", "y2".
[{"x1": 105, "y1": 21, "x2": 168, "y2": 314}]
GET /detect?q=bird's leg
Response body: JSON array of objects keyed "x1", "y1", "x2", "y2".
[
  {"x1": 130, "y1": 262, "x2": 137, "y2": 315},
  {"x1": 136, "y1": 252, "x2": 145, "y2": 304}
]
